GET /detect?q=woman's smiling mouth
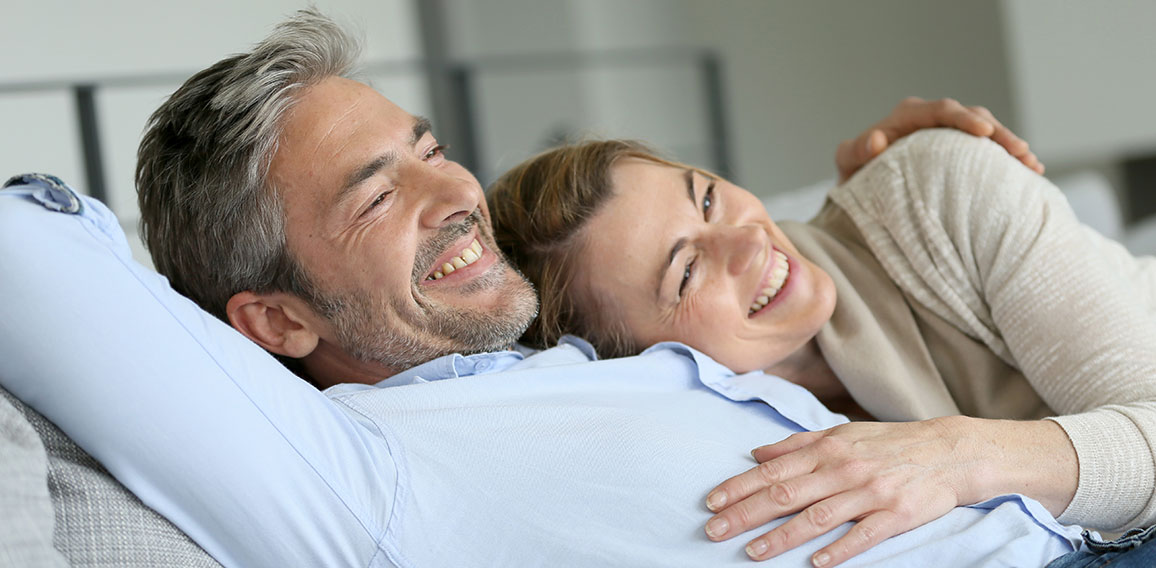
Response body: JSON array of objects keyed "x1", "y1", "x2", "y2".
[{"x1": 748, "y1": 249, "x2": 790, "y2": 316}]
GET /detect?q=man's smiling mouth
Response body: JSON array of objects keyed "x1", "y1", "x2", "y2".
[{"x1": 426, "y1": 238, "x2": 484, "y2": 281}]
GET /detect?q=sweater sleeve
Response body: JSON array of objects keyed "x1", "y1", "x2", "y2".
[{"x1": 829, "y1": 128, "x2": 1156, "y2": 531}]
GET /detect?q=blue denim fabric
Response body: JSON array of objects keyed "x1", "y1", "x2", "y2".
[{"x1": 1047, "y1": 525, "x2": 1156, "y2": 568}]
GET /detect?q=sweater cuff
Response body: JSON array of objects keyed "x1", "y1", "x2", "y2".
[{"x1": 1049, "y1": 410, "x2": 1156, "y2": 530}]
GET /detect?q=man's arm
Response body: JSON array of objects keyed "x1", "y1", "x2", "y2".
[
  {"x1": 0, "y1": 177, "x2": 395, "y2": 567},
  {"x1": 834, "y1": 96, "x2": 1042, "y2": 182}
]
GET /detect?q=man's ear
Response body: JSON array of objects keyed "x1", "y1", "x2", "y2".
[{"x1": 226, "y1": 291, "x2": 321, "y2": 358}]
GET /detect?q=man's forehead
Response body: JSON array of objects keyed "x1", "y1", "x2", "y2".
[
  {"x1": 293, "y1": 78, "x2": 410, "y2": 146},
  {"x1": 274, "y1": 78, "x2": 423, "y2": 183}
]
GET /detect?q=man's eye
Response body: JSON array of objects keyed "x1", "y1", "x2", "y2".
[
  {"x1": 424, "y1": 144, "x2": 449, "y2": 161},
  {"x1": 703, "y1": 181, "x2": 715, "y2": 219},
  {"x1": 361, "y1": 191, "x2": 390, "y2": 217},
  {"x1": 678, "y1": 258, "x2": 696, "y2": 298}
]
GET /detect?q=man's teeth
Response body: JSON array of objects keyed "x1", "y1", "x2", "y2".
[
  {"x1": 749, "y1": 250, "x2": 790, "y2": 315},
  {"x1": 426, "y1": 239, "x2": 484, "y2": 281}
]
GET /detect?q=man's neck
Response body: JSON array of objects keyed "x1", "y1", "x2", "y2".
[{"x1": 303, "y1": 340, "x2": 398, "y2": 389}]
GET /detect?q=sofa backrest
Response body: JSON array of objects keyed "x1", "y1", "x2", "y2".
[{"x1": 1, "y1": 387, "x2": 222, "y2": 567}]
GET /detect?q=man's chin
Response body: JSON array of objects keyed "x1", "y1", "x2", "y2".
[{"x1": 423, "y1": 260, "x2": 523, "y2": 303}]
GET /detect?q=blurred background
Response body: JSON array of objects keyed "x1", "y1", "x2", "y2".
[{"x1": 4, "y1": 0, "x2": 1156, "y2": 263}]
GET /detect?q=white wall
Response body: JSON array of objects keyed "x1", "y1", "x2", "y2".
[
  {"x1": 443, "y1": 0, "x2": 717, "y2": 183},
  {"x1": 437, "y1": 0, "x2": 1026, "y2": 196},
  {"x1": 1001, "y1": 0, "x2": 1156, "y2": 164},
  {"x1": 685, "y1": 0, "x2": 1014, "y2": 195},
  {"x1": 0, "y1": 0, "x2": 424, "y2": 264},
  {"x1": 8, "y1": 1, "x2": 1156, "y2": 233}
]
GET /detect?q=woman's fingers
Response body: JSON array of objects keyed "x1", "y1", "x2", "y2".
[
  {"x1": 706, "y1": 420, "x2": 977, "y2": 564},
  {"x1": 705, "y1": 472, "x2": 842, "y2": 541},
  {"x1": 803, "y1": 486, "x2": 955, "y2": 568},
  {"x1": 750, "y1": 430, "x2": 822, "y2": 462},
  {"x1": 706, "y1": 431, "x2": 823, "y2": 512},
  {"x1": 745, "y1": 488, "x2": 953, "y2": 567},
  {"x1": 742, "y1": 490, "x2": 886, "y2": 563},
  {"x1": 805, "y1": 510, "x2": 903, "y2": 567}
]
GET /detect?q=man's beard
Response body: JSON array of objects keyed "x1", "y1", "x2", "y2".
[{"x1": 309, "y1": 211, "x2": 538, "y2": 372}]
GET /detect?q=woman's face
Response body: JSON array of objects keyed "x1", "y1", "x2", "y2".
[{"x1": 575, "y1": 158, "x2": 836, "y2": 373}]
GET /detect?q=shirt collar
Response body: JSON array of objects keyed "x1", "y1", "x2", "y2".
[{"x1": 386, "y1": 350, "x2": 525, "y2": 386}]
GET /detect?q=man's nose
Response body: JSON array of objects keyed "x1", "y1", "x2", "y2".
[{"x1": 417, "y1": 167, "x2": 483, "y2": 229}]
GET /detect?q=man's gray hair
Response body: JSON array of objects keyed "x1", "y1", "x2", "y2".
[{"x1": 136, "y1": 9, "x2": 360, "y2": 322}]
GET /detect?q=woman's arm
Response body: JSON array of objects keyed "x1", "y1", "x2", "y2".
[
  {"x1": 839, "y1": 128, "x2": 1156, "y2": 529},
  {"x1": 704, "y1": 129, "x2": 1156, "y2": 566},
  {"x1": 707, "y1": 415, "x2": 1077, "y2": 566}
]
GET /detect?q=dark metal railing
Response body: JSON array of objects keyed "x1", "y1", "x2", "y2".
[{"x1": 0, "y1": 50, "x2": 730, "y2": 206}]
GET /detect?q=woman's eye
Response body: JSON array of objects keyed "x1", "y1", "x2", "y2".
[
  {"x1": 678, "y1": 258, "x2": 695, "y2": 298},
  {"x1": 702, "y1": 182, "x2": 715, "y2": 219},
  {"x1": 424, "y1": 144, "x2": 449, "y2": 161}
]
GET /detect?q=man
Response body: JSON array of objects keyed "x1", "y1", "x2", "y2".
[{"x1": 0, "y1": 9, "x2": 1086, "y2": 568}]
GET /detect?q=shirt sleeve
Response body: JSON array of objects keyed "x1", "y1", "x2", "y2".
[
  {"x1": 831, "y1": 129, "x2": 1156, "y2": 531},
  {"x1": 0, "y1": 180, "x2": 397, "y2": 567}
]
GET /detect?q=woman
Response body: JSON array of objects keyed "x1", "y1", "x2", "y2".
[{"x1": 486, "y1": 102, "x2": 1156, "y2": 567}]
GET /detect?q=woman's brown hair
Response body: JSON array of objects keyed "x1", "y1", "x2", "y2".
[{"x1": 487, "y1": 140, "x2": 689, "y2": 358}]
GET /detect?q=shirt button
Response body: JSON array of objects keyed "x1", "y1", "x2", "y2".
[{"x1": 476, "y1": 360, "x2": 491, "y2": 371}]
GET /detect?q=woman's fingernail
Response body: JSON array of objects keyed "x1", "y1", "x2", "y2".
[
  {"x1": 813, "y1": 552, "x2": 831, "y2": 567},
  {"x1": 705, "y1": 517, "x2": 729, "y2": 538},
  {"x1": 746, "y1": 539, "x2": 769, "y2": 558},
  {"x1": 706, "y1": 491, "x2": 727, "y2": 511}
]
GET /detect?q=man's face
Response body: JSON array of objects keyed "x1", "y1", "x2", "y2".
[{"x1": 268, "y1": 77, "x2": 537, "y2": 385}]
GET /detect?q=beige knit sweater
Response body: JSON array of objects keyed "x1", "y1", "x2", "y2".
[{"x1": 780, "y1": 129, "x2": 1156, "y2": 532}]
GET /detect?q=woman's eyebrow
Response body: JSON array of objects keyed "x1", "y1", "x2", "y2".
[
  {"x1": 657, "y1": 236, "x2": 689, "y2": 302},
  {"x1": 652, "y1": 169, "x2": 698, "y2": 302},
  {"x1": 684, "y1": 168, "x2": 696, "y2": 206}
]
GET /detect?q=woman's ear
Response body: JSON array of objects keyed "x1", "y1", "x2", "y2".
[{"x1": 226, "y1": 291, "x2": 321, "y2": 358}]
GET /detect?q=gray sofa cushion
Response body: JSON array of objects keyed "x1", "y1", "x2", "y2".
[
  {"x1": 0, "y1": 387, "x2": 68, "y2": 567},
  {"x1": 1, "y1": 388, "x2": 222, "y2": 567}
]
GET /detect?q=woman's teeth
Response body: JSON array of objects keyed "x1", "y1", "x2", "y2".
[
  {"x1": 748, "y1": 250, "x2": 790, "y2": 315},
  {"x1": 426, "y1": 239, "x2": 484, "y2": 281}
]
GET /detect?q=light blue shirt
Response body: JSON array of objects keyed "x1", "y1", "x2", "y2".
[{"x1": 0, "y1": 175, "x2": 1082, "y2": 567}]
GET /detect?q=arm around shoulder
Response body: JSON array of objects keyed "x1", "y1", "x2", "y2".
[{"x1": 0, "y1": 177, "x2": 396, "y2": 566}]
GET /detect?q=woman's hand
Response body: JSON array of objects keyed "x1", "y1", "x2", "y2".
[
  {"x1": 702, "y1": 416, "x2": 1077, "y2": 567},
  {"x1": 836, "y1": 97, "x2": 1043, "y2": 183}
]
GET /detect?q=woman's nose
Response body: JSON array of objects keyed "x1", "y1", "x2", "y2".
[{"x1": 712, "y1": 224, "x2": 764, "y2": 276}]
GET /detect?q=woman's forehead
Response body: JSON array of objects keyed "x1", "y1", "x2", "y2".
[{"x1": 578, "y1": 174, "x2": 682, "y2": 300}]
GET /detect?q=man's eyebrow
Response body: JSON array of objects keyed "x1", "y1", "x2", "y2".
[
  {"x1": 335, "y1": 153, "x2": 400, "y2": 208},
  {"x1": 333, "y1": 116, "x2": 435, "y2": 209},
  {"x1": 411, "y1": 116, "x2": 431, "y2": 144},
  {"x1": 657, "y1": 236, "x2": 689, "y2": 302}
]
